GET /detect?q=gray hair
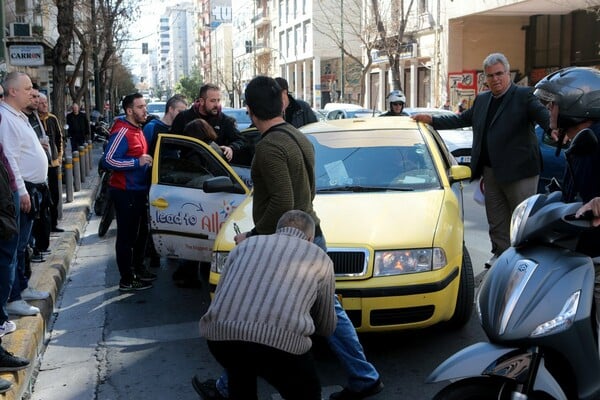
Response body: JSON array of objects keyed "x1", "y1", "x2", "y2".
[
  {"x1": 39, "y1": 93, "x2": 47, "y2": 101},
  {"x1": 483, "y1": 53, "x2": 510, "y2": 72},
  {"x1": 2, "y1": 71, "x2": 28, "y2": 92},
  {"x1": 276, "y1": 210, "x2": 315, "y2": 239}
]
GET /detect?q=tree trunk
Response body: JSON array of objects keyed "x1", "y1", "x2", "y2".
[{"x1": 51, "y1": 0, "x2": 75, "y2": 130}]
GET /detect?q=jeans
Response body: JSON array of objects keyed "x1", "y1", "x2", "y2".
[
  {"x1": 214, "y1": 233, "x2": 380, "y2": 397},
  {"x1": 8, "y1": 205, "x2": 33, "y2": 302},
  {"x1": 0, "y1": 192, "x2": 19, "y2": 322}
]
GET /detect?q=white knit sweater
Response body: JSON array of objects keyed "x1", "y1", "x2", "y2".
[{"x1": 199, "y1": 227, "x2": 337, "y2": 355}]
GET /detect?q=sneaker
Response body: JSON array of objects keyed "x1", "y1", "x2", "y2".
[
  {"x1": 329, "y1": 379, "x2": 384, "y2": 400},
  {"x1": 119, "y1": 279, "x2": 153, "y2": 291},
  {"x1": 21, "y1": 287, "x2": 50, "y2": 300},
  {"x1": 0, "y1": 377, "x2": 11, "y2": 394},
  {"x1": 0, "y1": 346, "x2": 30, "y2": 372},
  {"x1": 6, "y1": 300, "x2": 39, "y2": 316},
  {"x1": 0, "y1": 321, "x2": 16, "y2": 337},
  {"x1": 192, "y1": 376, "x2": 228, "y2": 400},
  {"x1": 135, "y1": 270, "x2": 157, "y2": 282},
  {"x1": 30, "y1": 253, "x2": 45, "y2": 263}
]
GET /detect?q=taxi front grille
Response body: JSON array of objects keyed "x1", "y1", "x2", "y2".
[
  {"x1": 328, "y1": 249, "x2": 369, "y2": 276},
  {"x1": 371, "y1": 306, "x2": 435, "y2": 326}
]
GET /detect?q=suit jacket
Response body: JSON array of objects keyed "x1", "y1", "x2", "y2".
[{"x1": 432, "y1": 84, "x2": 551, "y2": 183}]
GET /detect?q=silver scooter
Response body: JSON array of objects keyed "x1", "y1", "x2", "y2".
[{"x1": 427, "y1": 189, "x2": 599, "y2": 399}]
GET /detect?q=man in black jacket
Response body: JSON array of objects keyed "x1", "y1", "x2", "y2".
[
  {"x1": 275, "y1": 77, "x2": 317, "y2": 129},
  {"x1": 66, "y1": 103, "x2": 90, "y2": 152},
  {"x1": 413, "y1": 53, "x2": 551, "y2": 268},
  {"x1": 171, "y1": 84, "x2": 246, "y2": 163}
]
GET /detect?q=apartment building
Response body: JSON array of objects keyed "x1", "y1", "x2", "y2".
[{"x1": 366, "y1": 0, "x2": 600, "y2": 111}]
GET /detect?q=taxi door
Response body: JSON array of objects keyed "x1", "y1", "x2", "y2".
[{"x1": 149, "y1": 134, "x2": 251, "y2": 262}]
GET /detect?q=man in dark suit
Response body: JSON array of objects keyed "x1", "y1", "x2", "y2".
[{"x1": 413, "y1": 53, "x2": 551, "y2": 267}]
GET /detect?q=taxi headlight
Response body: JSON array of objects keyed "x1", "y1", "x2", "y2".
[
  {"x1": 373, "y1": 248, "x2": 446, "y2": 277},
  {"x1": 211, "y1": 252, "x2": 229, "y2": 273}
]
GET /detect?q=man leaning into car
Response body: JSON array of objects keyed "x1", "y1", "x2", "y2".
[
  {"x1": 191, "y1": 76, "x2": 384, "y2": 400},
  {"x1": 412, "y1": 52, "x2": 551, "y2": 269}
]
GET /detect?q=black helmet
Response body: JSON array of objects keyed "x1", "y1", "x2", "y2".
[{"x1": 534, "y1": 67, "x2": 600, "y2": 128}]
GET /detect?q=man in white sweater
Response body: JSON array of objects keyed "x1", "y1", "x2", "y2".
[{"x1": 199, "y1": 210, "x2": 337, "y2": 400}]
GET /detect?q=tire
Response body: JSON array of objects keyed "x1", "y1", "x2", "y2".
[
  {"x1": 98, "y1": 199, "x2": 114, "y2": 237},
  {"x1": 433, "y1": 377, "x2": 513, "y2": 400},
  {"x1": 446, "y1": 245, "x2": 475, "y2": 329}
]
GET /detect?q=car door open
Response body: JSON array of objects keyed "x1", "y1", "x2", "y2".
[{"x1": 149, "y1": 134, "x2": 250, "y2": 262}]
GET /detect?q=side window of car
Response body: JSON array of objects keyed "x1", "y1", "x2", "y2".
[
  {"x1": 158, "y1": 138, "x2": 231, "y2": 189},
  {"x1": 423, "y1": 125, "x2": 455, "y2": 168}
]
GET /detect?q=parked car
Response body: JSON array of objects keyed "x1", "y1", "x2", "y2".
[
  {"x1": 147, "y1": 117, "x2": 474, "y2": 333},
  {"x1": 222, "y1": 107, "x2": 252, "y2": 130},
  {"x1": 146, "y1": 101, "x2": 166, "y2": 119},
  {"x1": 536, "y1": 124, "x2": 567, "y2": 193},
  {"x1": 403, "y1": 107, "x2": 472, "y2": 166},
  {"x1": 325, "y1": 108, "x2": 381, "y2": 119}
]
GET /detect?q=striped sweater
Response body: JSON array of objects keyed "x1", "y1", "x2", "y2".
[{"x1": 199, "y1": 227, "x2": 337, "y2": 355}]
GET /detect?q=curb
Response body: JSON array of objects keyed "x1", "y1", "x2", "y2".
[{"x1": 0, "y1": 147, "x2": 101, "y2": 399}]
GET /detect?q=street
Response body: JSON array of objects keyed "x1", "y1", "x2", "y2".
[{"x1": 30, "y1": 182, "x2": 490, "y2": 400}]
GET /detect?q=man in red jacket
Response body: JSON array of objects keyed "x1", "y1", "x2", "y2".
[{"x1": 103, "y1": 93, "x2": 155, "y2": 291}]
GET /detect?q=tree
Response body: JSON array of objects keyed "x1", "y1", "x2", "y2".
[
  {"x1": 173, "y1": 71, "x2": 204, "y2": 103},
  {"x1": 370, "y1": 0, "x2": 416, "y2": 91},
  {"x1": 51, "y1": 0, "x2": 76, "y2": 130},
  {"x1": 314, "y1": 0, "x2": 380, "y2": 104}
]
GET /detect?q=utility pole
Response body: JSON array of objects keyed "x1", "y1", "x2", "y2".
[
  {"x1": 340, "y1": 0, "x2": 344, "y2": 101},
  {"x1": 91, "y1": 0, "x2": 101, "y2": 111}
]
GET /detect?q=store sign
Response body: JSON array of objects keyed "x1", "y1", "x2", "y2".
[{"x1": 9, "y1": 45, "x2": 44, "y2": 66}]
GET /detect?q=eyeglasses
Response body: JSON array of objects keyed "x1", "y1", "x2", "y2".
[
  {"x1": 485, "y1": 71, "x2": 506, "y2": 79},
  {"x1": 391, "y1": 101, "x2": 404, "y2": 106}
]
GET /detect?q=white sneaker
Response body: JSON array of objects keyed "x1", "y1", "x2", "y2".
[
  {"x1": 0, "y1": 321, "x2": 16, "y2": 337},
  {"x1": 6, "y1": 300, "x2": 39, "y2": 316},
  {"x1": 21, "y1": 288, "x2": 49, "y2": 300}
]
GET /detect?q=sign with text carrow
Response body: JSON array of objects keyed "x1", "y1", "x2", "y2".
[{"x1": 9, "y1": 45, "x2": 44, "y2": 66}]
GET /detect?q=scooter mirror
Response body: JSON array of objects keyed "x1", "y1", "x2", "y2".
[{"x1": 567, "y1": 128, "x2": 597, "y2": 156}]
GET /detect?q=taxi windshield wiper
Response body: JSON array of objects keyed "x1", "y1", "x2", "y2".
[{"x1": 317, "y1": 185, "x2": 414, "y2": 193}]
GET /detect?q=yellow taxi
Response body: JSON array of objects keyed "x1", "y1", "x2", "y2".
[{"x1": 203, "y1": 117, "x2": 474, "y2": 332}]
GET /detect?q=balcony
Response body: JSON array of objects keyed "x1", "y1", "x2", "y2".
[{"x1": 251, "y1": 8, "x2": 270, "y2": 28}]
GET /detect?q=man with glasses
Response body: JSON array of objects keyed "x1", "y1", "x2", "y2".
[
  {"x1": 413, "y1": 52, "x2": 551, "y2": 268},
  {"x1": 380, "y1": 90, "x2": 408, "y2": 116}
]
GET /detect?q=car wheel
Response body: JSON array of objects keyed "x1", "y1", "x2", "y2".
[{"x1": 445, "y1": 245, "x2": 474, "y2": 329}]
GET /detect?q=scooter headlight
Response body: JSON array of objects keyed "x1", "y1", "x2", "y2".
[
  {"x1": 530, "y1": 290, "x2": 580, "y2": 337},
  {"x1": 510, "y1": 194, "x2": 541, "y2": 247}
]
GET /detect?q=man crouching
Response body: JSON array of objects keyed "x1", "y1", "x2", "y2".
[{"x1": 199, "y1": 210, "x2": 337, "y2": 400}]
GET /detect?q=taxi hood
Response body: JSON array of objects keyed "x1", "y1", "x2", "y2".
[{"x1": 314, "y1": 190, "x2": 446, "y2": 249}]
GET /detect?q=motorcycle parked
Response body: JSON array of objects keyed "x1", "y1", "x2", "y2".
[
  {"x1": 427, "y1": 191, "x2": 599, "y2": 399},
  {"x1": 93, "y1": 130, "x2": 114, "y2": 237}
]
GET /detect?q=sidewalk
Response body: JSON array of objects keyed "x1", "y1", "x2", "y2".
[{"x1": 0, "y1": 144, "x2": 102, "y2": 400}]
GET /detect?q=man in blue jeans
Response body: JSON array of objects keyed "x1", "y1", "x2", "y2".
[{"x1": 192, "y1": 76, "x2": 382, "y2": 399}]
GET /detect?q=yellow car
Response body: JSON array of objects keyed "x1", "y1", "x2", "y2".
[{"x1": 205, "y1": 117, "x2": 473, "y2": 333}]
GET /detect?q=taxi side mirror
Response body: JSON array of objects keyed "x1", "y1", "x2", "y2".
[{"x1": 449, "y1": 165, "x2": 471, "y2": 182}]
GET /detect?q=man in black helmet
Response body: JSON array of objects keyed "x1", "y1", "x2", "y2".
[{"x1": 534, "y1": 67, "x2": 600, "y2": 340}]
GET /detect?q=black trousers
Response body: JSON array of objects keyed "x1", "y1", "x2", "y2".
[
  {"x1": 47, "y1": 166, "x2": 60, "y2": 228},
  {"x1": 207, "y1": 340, "x2": 321, "y2": 400},
  {"x1": 111, "y1": 188, "x2": 147, "y2": 284}
]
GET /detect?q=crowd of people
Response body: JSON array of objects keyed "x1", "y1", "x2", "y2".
[{"x1": 1, "y1": 51, "x2": 599, "y2": 398}]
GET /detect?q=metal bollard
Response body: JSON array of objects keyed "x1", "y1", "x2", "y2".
[
  {"x1": 78, "y1": 146, "x2": 86, "y2": 182},
  {"x1": 72, "y1": 151, "x2": 81, "y2": 192},
  {"x1": 87, "y1": 141, "x2": 93, "y2": 175},
  {"x1": 57, "y1": 163, "x2": 64, "y2": 217},
  {"x1": 64, "y1": 155, "x2": 74, "y2": 202}
]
